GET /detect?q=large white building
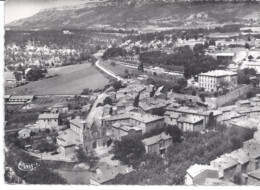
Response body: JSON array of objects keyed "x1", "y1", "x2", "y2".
[{"x1": 198, "y1": 70, "x2": 238, "y2": 92}]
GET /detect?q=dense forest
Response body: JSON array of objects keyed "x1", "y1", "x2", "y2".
[{"x1": 5, "y1": 30, "x2": 123, "y2": 71}]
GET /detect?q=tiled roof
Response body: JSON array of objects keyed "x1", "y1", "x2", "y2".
[
  {"x1": 187, "y1": 164, "x2": 218, "y2": 178},
  {"x1": 142, "y1": 132, "x2": 172, "y2": 146},
  {"x1": 90, "y1": 164, "x2": 133, "y2": 184},
  {"x1": 248, "y1": 168, "x2": 260, "y2": 180},
  {"x1": 199, "y1": 70, "x2": 237, "y2": 77},
  {"x1": 225, "y1": 148, "x2": 250, "y2": 165},
  {"x1": 57, "y1": 129, "x2": 81, "y2": 147},
  {"x1": 9, "y1": 95, "x2": 34, "y2": 100},
  {"x1": 38, "y1": 113, "x2": 59, "y2": 119},
  {"x1": 177, "y1": 116, "x2": 203, "y2": 124},
  {"x1": 210, "y1": 155, "x2": 238, "y2": 170},
  {"x1": 104, "y1": 112, "x2": 164, "y2": 124}
]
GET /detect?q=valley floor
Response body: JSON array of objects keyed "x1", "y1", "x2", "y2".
[{"x1": 5, "y1": 62, "x2": 109, "y2": 95}]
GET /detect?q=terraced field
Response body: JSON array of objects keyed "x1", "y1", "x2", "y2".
[{"x1": 5, "y1": 62, "x2": 109, "y2": 95}]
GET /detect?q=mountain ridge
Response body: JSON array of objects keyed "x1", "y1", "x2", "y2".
[{"x1": 6, "y1": 1, "x2": 260, "y2": 30}]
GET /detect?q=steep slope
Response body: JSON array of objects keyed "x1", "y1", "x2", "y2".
[{"x1": 6, "y1": 1, "x2": 260, "y2": 30}]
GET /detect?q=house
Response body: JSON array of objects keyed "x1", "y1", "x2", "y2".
[
  {"x1": 37, "y1": 113, "x2": 60, "y2": 129},
  {"x1": 243, "y1": 139, "x2": 260, "y2": 172},
  {"x1": 139, "y1": 101, "x2": 168, "y2": 114},
  {"x1": 173, "y1": 107, "x2": 209, "y2": 129},
  {"x1": 4, "y1": 95, "x2": 11, "y2": 103},
  {"x1": 8, "y1": 95, "x2": 35, "y2": 104},
  {"x1": 198, "y1": 70, "x2": 237, "y2": 92},
  {"x1": 89, "y1": 164, "x2": 133, "y2": 185},
  {"x1": 185, "y1": 164, "x2": 219, "y2": 185},
  {"x1": 210, "y1": 155, "x2": 238, "y2": 181},
  {"x1": 18, "y1": 128, "x2": 32, "y2": 139},
  {"x1": 225, "y1": 149, "x2": 250, "y2": 174},
  {"x1": 56, "y1": 129, "x2": 81, "y2": 156},
  {"x1": 164, "y1": 111, "x2": 180, "y2": 126},
  {"x1": 236, "y1": 100, "x2": 252, "y2": 108},
  {"x1": 103, "y1": 112, "x2": 164, "y2": 134},
  {"x1": 142, "y1": 132, "x2": 172, "y2": 154},
  {"x1": 51, "y1": 103, "x2": 68, "y2": 114},
  {"x1": 247, "y1": 169, "x2": 260, "y2": 185},
  {"x1": 110, "y1": 122, "x2": 142, "y2": 140},
  {"x1": 250, "y1": 97, "x2": 260, "y2": 107},
  {"x1": 177, "y1": 116, "x2": 204, "y2": 132}
]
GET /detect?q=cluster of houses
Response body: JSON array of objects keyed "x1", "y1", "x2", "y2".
[
  {"x1": 185, "y1": 95, "x2": 260, "y2": 186},
  {"x1": 12, "y1": 75, "x2": 260, "y2": 185},
  {"x1": 185, "y1": 128, "x2": 260, "y2": 185}
]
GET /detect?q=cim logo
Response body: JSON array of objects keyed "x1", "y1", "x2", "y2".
[{"x1": 18, "y1": 161, "x2": 39, "y2": 171}]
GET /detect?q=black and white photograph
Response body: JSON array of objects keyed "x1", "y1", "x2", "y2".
[{"x1": 3, "y1": 0, "x2": 260, "y2": 186}]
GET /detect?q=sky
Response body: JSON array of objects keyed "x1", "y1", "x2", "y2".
[{"x1": 5, "y1": 0, "x2": 88, "y2": 24}]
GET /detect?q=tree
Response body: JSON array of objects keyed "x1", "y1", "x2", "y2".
[
  {"x1": 150, "y1": 86, "x2": 156, "y2": 97},
  {"x1": 25, "y1": 67, "x2": 45, "y2": 81},
  {"x1": 138, "y1": 62, "x2": 144, "y2": 72},
  {"x1": 81, "y1": 88, "x2": 91, "y2": 95},
  {"x1": 74, "y1": 147, "x2": 99, "y2": 169},
  {"x1": 247, "y1": 91, "x2": 254, "y2": 99},
  {"x1": 13, "y1": 71, "x2": 22, "y2": 81},
  {"x1": 248, "y1": 55, "x2": 254, "y2": 61},
  {"x1": 124, "y1": 69, "x2": 129, "y2": 75},
  {"x1": 111, "y1": 80, "x2": 124, "y2": 91},
  {"x1": 109, "y1": 107, "x2": 113, "y2": 115},
  {"x1": 166, "y1": 125, "x2": 183, "y2": 143},
  {"x1": 207, "y1": 112, "x2": 216, "y2": 129},
  {"x1": 103, "y1": 97, "x2": 113, "y2": 106},
  {"x1": 199, "y1": 93, "x2": 205, "y2": 102},
  {"x1": 245, "y1": 43, "x2": 250, "y2": 49},
  {"x1": 209, "y1": 39, "x2": 216, "y2": 46},
  {"x1": 204, "y1": 41, "x2": 209, "y2": 48},
  {"x1": 193, "y1": 44, "x2": 205, "y2": 56},
  {"x1": 110, "y1": 62, "x2": 116, "y2": 67},
  {"x1": 111, "y1": 137, "x2": 145, "y2": 167},
  {"x1": 133, "y1": 93, "x2": 140, "y2": 107}
]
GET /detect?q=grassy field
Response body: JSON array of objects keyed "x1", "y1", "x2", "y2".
[
  {"x1": 99, "y1": 60, "x2": 140, "y2": 76},
  {"x1": 5, "y1": 62, "x2": 109, "y2": 95}
]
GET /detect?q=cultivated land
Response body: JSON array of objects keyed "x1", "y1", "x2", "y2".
[
  {"x1": 5, "y1": 62, "x2": 109, "y2": 95},
  {"x1": 99, "y1": 60, "x2": 139, "y2": 76}
]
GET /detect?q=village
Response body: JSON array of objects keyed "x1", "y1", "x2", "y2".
[
  {"x1": 4, "y1": 58, "x2": 260, "y2": 184},
  {"x1": 4, "y1": 0, "x2": 260, "y2": 186}
]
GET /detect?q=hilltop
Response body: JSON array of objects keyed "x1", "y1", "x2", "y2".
[{"x1": 5, "y1": 1, "x2": 260, "y2": 31}]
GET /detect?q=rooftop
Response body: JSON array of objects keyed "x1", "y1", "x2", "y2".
[
  {"x1": 70, "y1": 117, "x2": 89, "y2": 129},
  {"x1": 216, "y1": 53, "x2": 235, "y2": 57},
  {"x1": 142, "y1": 132, "x2": 172, "y2": 146},
  {"x1": 9, "y1": 95, "x2": 34, "y2": 100},
  {"x1": 210, "y1": 155, "x2": 238, "y2": 170},
  {"x1": 90, "y1": 164, "x2": 133, "y2": 184},
  {"x1": 104, "y1": 112, "x2": 164, "y2": 124},
  {"x1": 38, "y1": 113, "x2": 59, "y2": 120},
  {"x1": 57, "y1": 129, "x2": 81, "y2": 147},
  {"x1": 199, "y1": 70, "x2": 237, "y2": 77},
  {"x1": 248, "y1": 168, "x2": 260, "y2": 180},
  {"x1": 225, "y1": 148, "x2": 250, "y2": 164},
  {"x1": 177, "y1": 116, "x2": 203, "y2": 124},
  {"x1": 237, "y1": 99, "x2": 251, "y2": 105},
  {"x1": 187, "y1": 164, "x2": 218, "y2": 178}
]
